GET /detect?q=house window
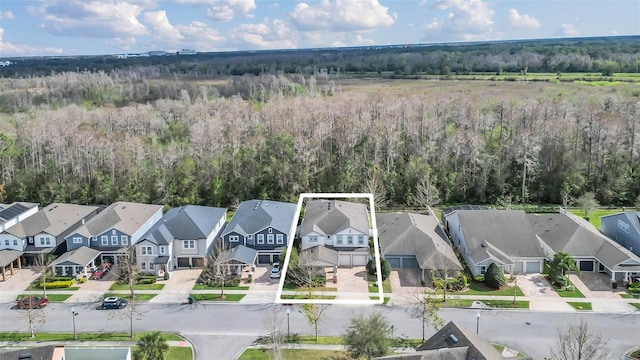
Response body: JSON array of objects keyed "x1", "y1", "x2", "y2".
[
  {"x1": 310, "y1": 236, "x2": 318, "y2": 243},
  {"x1": 480, "y1": 266, "x2": 486, "y2": 275},
  {"x1": 149, "y1": 263, "x2": 155, "y2": 270},
  {"x1": 358, "y1": 235, "x2": 365, "y2": 245},
  {"x1": 13, "y1": 239, "x2": 18, "y2": 246},
  {"x1": 91, "y1": 236, "x2": 97, "y2": 242},
  {"x1": 101, "y1": 236, "x2": 108, "y2": 245},
  {"x1": 141, "y1": 262, "x2": 146, "y2": 271},
  {"x1": 247, "y1": 234, "x2": 253, "y2": 239},
  {"x1": 45, "y1": 237, "x2": 52, "y2": 245},
  {"x1": 121, "y1": 235, "x2": 128, "y2": 245},
  {"x1": 184, "y1": 240, "x2": 196, "y2": 249},
  {"x1": 4, "y1": 240, "x2": 8, "y2": 246},
  {"x1": 347, "y1": 235, "x2": 353, "y2": 245},
  {"x1": 276, "y1": 234, "x2": 284, "y2": 245},
  {"x1": 112, "y1": 230, "x2": 116, "y2": 235},
  {"x1": 159, "y1": 246, "x2": 165, "y2": 255},
  {"x1": 229, "y1": 235, "x2": 239, "y2": 242},
  {"x1": 141, "y1": 246, "x2": 152, "y2": 255},
  {"x1": 73, "y1": 237, "x2": 82, "y2": 244},
  {"x1": 336, "y1": 235, "x2": 343, "y2": 245},
  {"x1": 267, "y1": 234, "x2": 274, "y2": 244},
  {"x1": 257, "y1": 234, "x2": 265, "y2": 244},
  {"x1": 268, "y1": 227, "x2": 273, "y2": 233},
  {"x1": 111, "y1": 236, "x2": 118, "y2": 245}
]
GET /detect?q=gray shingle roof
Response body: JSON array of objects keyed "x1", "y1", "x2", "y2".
[
  {"x1": 51, "y1": 246, "x2": 100, "y2": 266},
  {"x1": 221, "y1": 200, "x2": 297, "y2": 237},
  {"x1": 377, "y1": 212, "x2": 462, "y2": 271},
  {"x1": 72, "y1": 201, "x2": 163, "y2": 238},
  {"x1": 301, "y1": 245, "x2": 339, "y2": 266},
  {"x1": 0, "y1": 249, "x2": 22, "y2": 267},
  {"x1": 137, "y1": 205, "x2": 226, "y2": 246},
  {"x1": 0, "y1": 202, "x2": 38, "y2": 224},
  {"x1": 215, "y1": 244, "x2": 258, "y2": 265},
  {"x1": 4, "y1": 203, "x2": 99, "y2": 241},
  {"x1": 449, "y1": 210, "x2": 545, "y2": 264},
  {"x1": 528, "y1": 212, "x2": 640, "y2": 271},
  {"x1": 375, "y1": 347, "x2": 470, "y2": 360},
  {"x1": 300, "y1": 200, "x2": 369, "y2": 236},
  {"x1": 0, "y1": 345, "x2": 56, "y2": 360},
  {"x1": 417, "y1": 321, "x2": 506, "y2": 360}
]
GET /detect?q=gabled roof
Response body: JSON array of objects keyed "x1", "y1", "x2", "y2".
[
  {"x1": 215, "y1": 244, "x2": 258, "y2": 265},
  {"x1": 221, "y1": 200, "x2": 297, "y2": 237},
  {"x1": 601, "y1": 211, "x2": 640, "y2": 234},
  {"x1": 417, "y1": 321, "x2": 508, "y2": 360},
  {"x1": 0, "y1": 345, "x2": 56, "y2": 360},
  {"x1": 70, "y1": 201, "x2": 163, "y2": 238},
  {"x1": 0, "y1": 202, "x2": 38, "y2": 225},
  {"x1": 0, "y1": 249, "x2": 22, "y2": 267},
  {"x1": 447, "y1": 210, "x2": 545, "y2": 264},
  {"x1": 300, "y1": 200, "x2": 369, "y2": 236},
  {"x1": 51, "y1": 246, "x2": 100, "y2": 267},
  {"x1": 374, "y1": 347, "x2": 470, "y2": 360},
  {"x1": 301, "y1": 245, "x2": 339, "y2": 267},
  {"x1": 441, "y1": 205, "x2": 492, "y2": 219},
  {"x1": 528, "y1": 212, "x2": 640, "y2": 272},
  {"x1": 377, "y1": 212, "x2": 462, "y2": 271},
  {"x1": 4, "y1": 203, "x2": 100, "y2": 241},
  {"x1": 137, "y1": 205, "x2": 226, "y2": 246}
]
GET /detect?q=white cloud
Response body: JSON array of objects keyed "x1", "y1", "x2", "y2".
[
  {"x1": 230, "y1": 20, "x2": 297, "y2": 49},
  {"x1": 143, "y1": 10, "x2": 185, "y2": 42},
  {"x1": 0, "y1": 11, "x2": 15, "y2": 20},
  {"x1": 205, "y1": 0, "x2": 256, "y2": 21},
  {"x1": 290, "y1": 0, "x2": 394, "y2": 32},
  {"x1": 422, "y1": 0, "x2": 495, "y2": 41},
  {"x1": 0, "y1": 27, "x2": 64, "y2": 56},
  {"x1": 554, "y1": 23, "x2": 580, "y2": 37},
  {"x1": 505, "y1": 9, "x2": 540, "y2": 30},
  {"x1": 106, "y1": 36, "x2": 137, "y2": 50},
  {"x1": 34, "y1": 0, "x2": 148, "y2": 38},
  {"x1": 176, "y1": 21, "x2": 226, "y2": 46}
]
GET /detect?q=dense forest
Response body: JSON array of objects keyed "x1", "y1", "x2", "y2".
[{"x1": 0, "y1": 68, "x2": 638, "y2": 209}]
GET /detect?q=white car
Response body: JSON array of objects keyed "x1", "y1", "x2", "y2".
[{"x1": 270, "y1": 262, "x2": 281, "y2": 279}]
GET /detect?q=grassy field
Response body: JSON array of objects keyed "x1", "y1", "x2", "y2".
[
  {"x1": 367, "y1": 276, "x2": 392, "y2": 294},
  {"x1": 25, "y1": 283, "x2": 80, "y2": 291},
  {"x1": 619, "y1": 293, "x2": 638, "y2": 299},
  {"x1": 16, "y1": 294, "x2": 72, "y2": 302},
  {"x1": 192, "y1": 284, "x2": 250, "y2": 290},
  {"x1": 130, "y1": 346, "x2": 193, "y2": 360},
  {"x1": 566, "y1": 207, "x2": 631, "y2": 229},
  {"x1": 238, "y1": 349, "x2": 347, "y2": 360},
  {"x1": 0, "y1": 332, "x2": 183, "y2": 342},
  {"x1": 190, "y1": 293, "x2": 245, "y2": 301},
  {"x1": 567, "y1": 302, "x2": 592, "y2": 310},
  {"x1": 630, "y1": 303, "x2": 640, "y2": 310},
  {"x1": 109, "y1": 283, "x2": 165, "y2": 291},
  {"x1": 280, "y1": 294, "x2": 337, "y2": 300}
]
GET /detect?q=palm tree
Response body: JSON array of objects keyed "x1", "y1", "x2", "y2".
[
  {"x1": 136, "y1": 331, "x2": 169, "y2": 360},
  {"x1": 553, "y1": 252, "x2": 577, "y2": 284}
]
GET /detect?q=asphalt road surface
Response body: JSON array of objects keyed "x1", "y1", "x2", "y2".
[{"x1": 0, "y1": 302, "x2": 638, "y2": 359}]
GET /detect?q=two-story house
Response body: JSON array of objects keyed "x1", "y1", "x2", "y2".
[
  {"x1": 135, "y1": 205, "x2": 227, "y2": 275},
  {"x1": 221, "y1": 200, "x2": 297, "y2": 265},
  {"x1": 0, "y1": 203, "x2": 101, "y2": 266},
  {"x1": 64, "y1": 201, "x2": 163, "y2": 266},
  {"x1": 601, "y1": 211, "x2": 640, "y2": 258},
  {"x1": 0, "y1": 202, "x2": 40, "y2": 280},
  {"x1": 299, "y1": 200, "x2": 371, "y2": 267}
]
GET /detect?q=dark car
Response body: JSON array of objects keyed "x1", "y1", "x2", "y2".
[
  {"x1": 16, "y1": 296, "x2": 49, "y2": 309},
  {"x1": 90, "y1": 263, "x2": 112, "y2": 280},
  {"x1": 101, "y1": 296, "x2": 127, "y2": 309}
]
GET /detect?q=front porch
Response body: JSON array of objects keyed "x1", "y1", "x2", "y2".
[
  {"x1": 50, "y1": 246, "x2": 100, "y2": 277},
  {"x1": 0, "y1": 249, "x2": 23, "y2": 281}
]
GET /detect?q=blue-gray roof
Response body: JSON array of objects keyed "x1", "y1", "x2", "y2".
[
  {"x1": 137, "y1": 205, "x2": 227, "y2": 245},
  {"x1": 221, "y1": 200, "x2": 297, "y2": 237}
]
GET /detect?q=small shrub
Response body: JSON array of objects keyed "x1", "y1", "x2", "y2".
[
  {"x1": 80, "y1": 277, "x2": 87, "y2": 284},
  {"x1": 459, "y1": 274, "x2": 468, "y2": 289},
  {"x1": 484, "y1": 263, "x2": 506, "y2": 289},
  {"x1": 163, "y1": 272, "x2": 170, "y2": 281},
  {"x1": 40, "y1": 279, "x2": 75, "y2": 289},
  {"x1": 380, "y1": 259, "x2": 391, "y2": 280},
  {"x1": 366, "y1": 259, "x2": 376, "y2": 276},
  {"x1": 247, "y1": 275, "x2": 252, "y2": 283},
  {"x1": 628, "y1": 282, "x2": 640, "y2": 292}
]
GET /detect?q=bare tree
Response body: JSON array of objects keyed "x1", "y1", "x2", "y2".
[
  {"x1": 408, "y1": 290, "x2": 444, "y2": 341},
  {"x1": 18, "y1": 298, "x2": 47, "y2": 338},
  {"x1": 34, "y1": 253, "x2": 56, "y2": 299},
  {"x1": 576, "y1": 192, "x2": 599, "y2": 220},
  {"x1": 111, "y1": 246, "x2": 142, "y2": 339},
  {"x1": 413, "y1": 175, "x2": 440, "y2": 209},
  {"x1": 201, "y1": 240, "x2": 234, "y2": 300},
  {"x1": 364, "y1": 169, "x2": 389, "y2": 210},
  {"x1": 549, "y1": 320, "x2": 610, "y2": 360},
  {"x1": 285, "y1": 248, "x2": 325, "y2": 298},
  {"x1": 300, "y1": 303, "x2": 328, "y2": 342},
  {"x1": 263, "y1": 305, "x2": 286, "y2": 360}
]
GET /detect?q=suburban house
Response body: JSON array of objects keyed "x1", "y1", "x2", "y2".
[
  {"x1": 0, "y1": 203, "x2": 101, "y2": 266},
  {"x1": 0, "y1": 345, "x2": 131, "y2": 360},
  {"x1": 50, "y1": 245, "x2": 101, "y2": 277},
  {"x1": 600, "y1": 211, "x2": 640, "y2": 258},
  {"x1": 299, "y1": 199, "x2": 371, "y2": 267},
  {"x1": 135, "y1": 205, "x2": 227, "y2": 275},
  {"x1": 377, "y1": 210, "x2": 462, "y2": 284},
  {"x1": 221, "y1": 199, "x2": 297, "y2": 265},
  {"x1": 529, "y1": 210, "x2": 640, "y2": 286},
  {"x1": 64, "y1": 201, "x2": 164, "y2": 266},
  {"x1": 375, "y1": 321, "x2": 531, "y2": 360},
  {"x1": 0, "y1": 202, "x2": 40, "y2": 280},
  {"x1": 443, "y1": 209, "x2": 546, "y2": 276}
]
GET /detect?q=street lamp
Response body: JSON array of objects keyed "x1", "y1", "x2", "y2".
[
  {"x1": 476, "y1": 312, "x2": 480, "y2": 335},
  {"x1": 71, "y1": 307, "x2": 79, "y2": 340},
  {"x1": 286, "y1": 307, "x2": 291, "y2": 340}
]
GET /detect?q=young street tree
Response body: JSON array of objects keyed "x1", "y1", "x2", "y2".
[
  {"x1": 343, "y1": 311, "x2": 391, "y2": 359},
  {"x1": 19, "y1": 299, "x2": 46, "y2": 338},
  {"x1": 135, "y1": 331, "x2": 169, "y2": 360},
  {"x1": 112, "y1": 246, "x2": 143, "y2": 339},
  {"x1": 408, "y1": 290, "x2": 444, "y2": 341},
  {"x1": 548, "y1": 320, "x2": 610, "y2": 360},
  {"x1": 263, "y1": 305, "x2": 286, "y2": 360},
  {"x1": 575, "y1": 192, "x2": 599, "y2": 220},
  {"x1": 300, "y1": 303, "x2": 328, "y2": 342},
  {"x1": 34, "y1": 253, "x2": 55, "y2": 299}
]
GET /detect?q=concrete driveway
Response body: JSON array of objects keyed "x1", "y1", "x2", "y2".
[
  {"x1": 569, "y1": 273, "x2": 621, "y2": 299},
  {"x1": 0, "y1": 268, "x2": 40, "y2": 303},
  {"x1": 249, "y1": 267, "x2": 280, "y2": 291},
  {"x1": 518, "y1": 274, "x2": 560, "y2": 298},
  {"x1": 151, "y1": 269, "x2": 202, "y2": 304}
]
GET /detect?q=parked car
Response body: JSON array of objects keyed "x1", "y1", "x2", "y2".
[
  {"x1": 101, "y1": 297, "x2": 127, "y2": 309},
  {"x1": 90, "y1": 263, "x2": 112, "y2": 280},
  {"x1": 16, "y1": 296, "x2": 48, "y2": 309},
  {"x1": 270, "y1": 262, "x2": 281, "y2": 279}
]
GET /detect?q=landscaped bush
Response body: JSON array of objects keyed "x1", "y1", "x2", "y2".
[
  {"x1": 43, "y1": 277, "x2": 74, "y2": 283},
  {"x1": 366, "y1": 259, "x2": 376, "y2": 276},
  {"x1": 136, "y1": 276, "x2": 157, "y2": 285},
  {"x1": 458, "y1": 274, "x2": 468, "y2": 289},
  {"x1": 39, "y1": 279, "x2": 75, "y2": 288},
  {"x1": 163, "y1": 272, "x2": 170, "y2": 281},
  {"x1": 80, "y1": 277, "x2": 87, "y2": 284},
  {"x1": 366, "y1": 258, "x2": 391, "y2": 280},
  {"x1": 484, "y1": 263, "x2": 506, "y2": 289},
  {"x1": 628, "y1": 282, "x2": 640, "y2": 292},
  {"x1": 207, "y1": 277, "x2": 241, "y2": 287}
]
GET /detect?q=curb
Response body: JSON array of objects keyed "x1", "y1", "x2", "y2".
[{"x1": 177, "y1": 332, "x2": 197, "y2": 360}]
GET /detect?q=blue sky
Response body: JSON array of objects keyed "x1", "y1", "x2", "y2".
[{"x1": 0, "y1": 0, "x2": 638, "y2": 56}]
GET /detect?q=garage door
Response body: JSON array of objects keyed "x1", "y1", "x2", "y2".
[
  {"x1": 352, "y1": 254, "x2": 368, "y2": 266},
  {"x1": 579, "y1": 260, "x2": 594, "y2": 272},
  {"x1": 401, "y1": 257, "x2": 418, "y2": 268},
  {"x1": 192, "y1": 257, "x2": 205, "y2": 268},
  {"x1": 525, "y1": 261, "x2": 540, "y2": 274},
  {"x1": 386, "y1": 257, "x2": 401, "y2": 268},
  {"x1": 177, "y1": 258, "x2": 190, "y2": 268},
  {"x1": 257, "y1": 254, "x2": 272, "y2": 265},
  {"x1": 338, "y1": 254, "x2": 351, "y2": 266}
]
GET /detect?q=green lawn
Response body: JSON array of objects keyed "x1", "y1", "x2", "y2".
[
  {"x1": 619, "y1": 293, "x2": 638, "y2": 299},
  {"x1": 192, "y1": 284, "x2": 250, "y2": 290},
  {"x1": 25, "y1": 283, "x2": 80, "y2": 291},
  {"x1": 238, "y1": 349, "x2": 346, "y2": 360},
  {"x1": 166, "y1": 346, "x2": 193, "y2": 360},
  {"x1": 190, "y1": 293, "x2": 245, "y2": 301},
  {"x1": 16, "y1": 294, "x2": 72, "y2": 302},
  {"x1": 450, "y1": 282, "x2": 524, "y2": 297},
  {"x1": 493, "y1": 344, "x2": 505, "y2": 353},
  {"x1": 109, "y1": 283, "x2": 165, "y2": 290},
  {"x1": 554, "y1": 282, "x2": 586, "y2": 298},
  {"x1": 280, "y1": 294, "x2": 337, "y2": 300},
  {"x1": 0, "y1": 332, "x2": 183, "y2": 342},
  {"x1": 369, "y1": 296, "x2": 391, "y2": 304},
  {"x1": 568, "y1": 302, "x2": 592, "y2": 310},
  {"x1": 630, "y1": 303, "x2": 640, "y2": 310},
  {"x1": 282, "y1": 284, "x2": 337, "y2": 292},
  {"x1": 102, "y1": 293, "x2": 157, "y2": 301},
  {"x1": 442, "y1": 299, "x2": 475, "y2": 308},
  {"x1": 567, "y1": 208, "x2": 629, "y2": 229},
  {"x1": 368, "y1": 277, "x2": 392, "y2": 294},
  {"x1": 442, "y1": 299, "x2": 528, "y2": 309}
]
